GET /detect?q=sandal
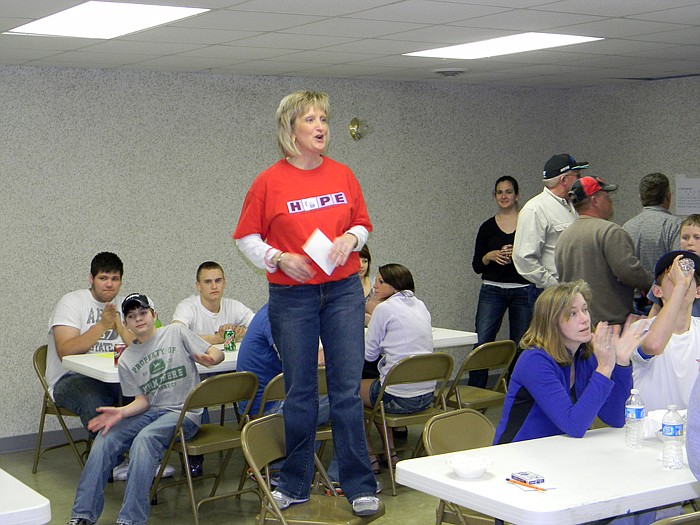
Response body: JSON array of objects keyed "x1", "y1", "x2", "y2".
[
  {"x1": 390, "y1": 453, "x2": 399, "y2": 468},
  {"x1": 369, "y1": 456, "x2": 381, "y2": 474},
  {"x1": 379, "y1": 453, "x2": 399, "y2": 468}
]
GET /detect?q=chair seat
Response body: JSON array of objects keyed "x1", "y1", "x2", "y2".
[
  {"x1": 260, "y1": 495, "x2": 385, "y2": 525},
  {"x1": 316, "y1": 424, "x2": 333, "y2": 441},
  {"x1": 369, "y1": 406, "x2": 446, "y2": 428},
  {"x1": 177, "y1": 424, "x2": 242, "y2": 456},
  {"x1": 447, "y1": 385, "x2": 506, "y2": 411}
]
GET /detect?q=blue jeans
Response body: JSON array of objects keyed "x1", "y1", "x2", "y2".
[
  {"x1": 369, "y1": 380, "x2": 434, "y2": 413},
  {"x1": 70, "y1": 408, "x2": 198, "y2": 525},
  {"x1": 268, "y1": 275, "x2": 375, "y2": 503},
  {"x1": 470, "y1": 284, "x2": 531, "y2": 388},
  {"x1": 54, "y1": 373, "x2": 122, "y2": 432}
]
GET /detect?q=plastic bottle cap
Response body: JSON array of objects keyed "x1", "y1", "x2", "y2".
[{"x1": 631, "y1": 389, "x2": 639, "y2": 394}]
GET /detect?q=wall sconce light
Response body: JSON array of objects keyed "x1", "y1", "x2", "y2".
[{"x1": 348, "y1": 118, "x2": 367, "y2": 140}]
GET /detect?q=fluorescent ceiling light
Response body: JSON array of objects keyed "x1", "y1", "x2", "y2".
[
  {"x1": 404, "y1": 32, "x2": 603, "y2": 60},
  {"x1": 4, "y1": 1, "x2": 209, "y2": 39}
]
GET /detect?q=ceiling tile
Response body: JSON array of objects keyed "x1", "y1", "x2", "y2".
[{"x1": 0, "y1": 0, "x2": 697, "y2": 88}]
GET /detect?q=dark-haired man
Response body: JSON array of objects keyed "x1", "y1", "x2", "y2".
[
  {"x1": 172, "y1": 261, "x2": 254, "y2": 476},
  {"x1": 623, "y1": 172, "x2": 683, "y2": 314},
  {"x1": 48, "y1": 252, "x2": 133, "y2": 431},
  {"x1": 623, "y1": 172, "x2": 682, "y2": 275}
]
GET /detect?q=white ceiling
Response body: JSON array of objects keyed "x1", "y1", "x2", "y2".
[{"x1": 1, "y1": 0, "x2": 699, "y2": 88}]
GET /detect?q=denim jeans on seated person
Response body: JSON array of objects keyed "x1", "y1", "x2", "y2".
[
  {"x1": 70, "y1": 408, "x2": 198, "y2": 525},
  {"x1": 53, "y1": 373, "x2": 122, "y2": 432},
  {"x1": 268, "y1": 275, "x2": 376, "y2": 504},
  {"x1": 368, "y1": 379, "x2": 434, "y2": 414}
]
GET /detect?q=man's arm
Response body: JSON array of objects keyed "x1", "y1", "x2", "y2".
[
  {"x1": 172, "y1": 299, "x2": 224, "y2": 343},
  {"x1": 193, "y1": 345, "x2": 225, "y2": 366},
  {"x1": 641, "y1": 258, "x2": 695, "y2": 355},
  {"x1": 605, "y1": 227, "x2": 654, "y2": 291},
  {"x1": 216, "y1": 324, "x2": 246, "y2": 344},
  {"x1": 513, "y1": 208, "x2": 555, "y2": 288},
  {"x1": 88, "y1": 394, "x2": 149, "y2": 436},
  {"x1": 194, "y1": 330, "x2": 225, "y2": 345},
  {"x1": 54, "y1": 303, "x2": 129, "y2": 359}
]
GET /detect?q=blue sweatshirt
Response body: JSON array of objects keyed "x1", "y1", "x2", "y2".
[{"x1": 494, "y1": 346, "x2": 632, "y2": 444}]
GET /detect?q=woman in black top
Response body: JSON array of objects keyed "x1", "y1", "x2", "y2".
[{"x1": 470, "y1": 175, "x2": 531, "y2": 387}]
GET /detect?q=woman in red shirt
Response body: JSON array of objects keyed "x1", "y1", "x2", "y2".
[{"x1": 233, "y1": 91, "x2": 378, "y2": 516}]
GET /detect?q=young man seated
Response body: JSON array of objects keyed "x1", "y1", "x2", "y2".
[
  {"x1": 67, "y1": 293, "x2": 223, "y2": 525},
  {"x1": 172, "y1": 261, "x2": 254, "y2": 344},
  {"x1": 632, "y1": 251, "x2": 700, "y2": 411},
  {"x1": 172, "y1": 260, "x2": 255, "y2": 476}
]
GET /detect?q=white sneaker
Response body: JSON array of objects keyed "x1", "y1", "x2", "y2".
[
  {"x1": 158, "y1": 464, "x2": 176, "y2": 478},
  {"x1": 112, "y1": 459, "x2": 175, "y2": 481},
  {"x1": 270, "y1": 490, "x2": 309, "y2": 511},
  {"x1": 352, "y1": 496, "x2": 380, "y2": 516},
  {"x1": 112, "y1": 459, "x2": 129, "y2": 481}
]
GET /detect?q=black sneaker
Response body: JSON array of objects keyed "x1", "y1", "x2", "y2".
[
  {"x1": 393, "y1": 427, "x2": 409, "y2": 440},
  {"x1": 67, "y1": 518, "x2": 95, "y2": 525},
  {"x1": 188, "y1": 454, "x2": 204, "y2": 478}
]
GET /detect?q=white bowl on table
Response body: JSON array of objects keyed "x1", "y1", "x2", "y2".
[{"x1": 449, "y1": 455, "x2": 491, "y2": 479}]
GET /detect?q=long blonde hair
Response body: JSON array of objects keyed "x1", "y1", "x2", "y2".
[{"x1": 520, "y1": 280, "x2": 593, "y2": 365}]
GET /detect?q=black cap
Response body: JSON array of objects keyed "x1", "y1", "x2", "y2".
[
  {"x1": 121, "y1": 293, "x2": 154, "y2": 316},
  {"x1": 568, "y1": 176, "x2": 618, "y2": 205},
  {"x1": 543, "y1": 153, "x2": 589, "y2": 180},
  {"x1": 654, "y1": 251, "x2": 700, "y2": 280}
]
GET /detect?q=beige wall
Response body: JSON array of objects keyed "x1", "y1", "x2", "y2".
[{"x1": 0, "y1": 65, "x2": 697, "y2": 441}]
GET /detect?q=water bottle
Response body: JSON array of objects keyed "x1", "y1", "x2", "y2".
[
  {"x1": 625, "y1": 389, "x2": 645, "y2": 449},
  {"x1": 662, "y1": 404, "x2": 684, "y2": 469}
]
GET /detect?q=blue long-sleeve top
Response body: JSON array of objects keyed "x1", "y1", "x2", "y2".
[{"x1": 494, "y1": 345, "x2": 632, "y2": 444}]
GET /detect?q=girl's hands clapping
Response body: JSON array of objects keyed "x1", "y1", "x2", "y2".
[
  {"x1": 613, "y1": 315, "x2": 646, "y2": 367},
  {"x1": 592, "y1": 321, "x2": 617, "y2": 378},
  {"x1": 592, "y1": 316, "x2": 646, "y2": 377}
]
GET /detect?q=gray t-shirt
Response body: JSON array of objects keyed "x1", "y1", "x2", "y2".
[{"x1": 118, "y1": 323, "x2": 210, "y2": 424}]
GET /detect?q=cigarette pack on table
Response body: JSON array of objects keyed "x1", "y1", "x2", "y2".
[{"x1": 511, "y1": 471, "x2": 544, "y2": 485}]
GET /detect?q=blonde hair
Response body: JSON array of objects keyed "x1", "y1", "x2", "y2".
[
  {"x1": 520, "y1": 280, "x2": 593, "y2": 365},
  {"x1": 682, "y1": 214, "x2": 700, "y2": 230},
  {"x1": 275, "y1": 91, "x2": 330, "y2": 157}
]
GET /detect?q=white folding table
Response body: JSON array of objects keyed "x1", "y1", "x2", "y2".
[
  {"x1": 62, "y1": 344, "x2": 238, "y2": 383},
  {"x1": 396, "y1": 427, "x2": 700, "y2": 525},
  {"x1": 0, "y1": 468, "x2": 51, "y2": 525},
  {"x1": 431, "y1": 327, "x2": 477, "y2": 348},
  {"x1": 62, "y1": 328, "x2": 477, "y2": 383}
]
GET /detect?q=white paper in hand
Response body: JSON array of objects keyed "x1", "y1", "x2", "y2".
[{"x1": 303, "y1": 228, "x2": 336, "y2": 276}]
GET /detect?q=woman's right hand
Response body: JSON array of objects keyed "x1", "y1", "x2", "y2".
[
  {"x1": 278, "y1": 252, "x2": 316, "y2": 283},
  {"x1": 592, "y1": 321, "x2": 617, "y2": 378},
  {"x1": 484, "y1": 249, "x2": 511, "y2": 266}
]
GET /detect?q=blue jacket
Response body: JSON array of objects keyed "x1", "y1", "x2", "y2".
[
  {"x1": 235, "y1": 304, "x2": 282, "y2": 415},
  {"x1": 494, "y1": 346, "x2": 632, "y2": 444}
]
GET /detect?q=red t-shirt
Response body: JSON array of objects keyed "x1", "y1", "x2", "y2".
[{"x1": 234, "y1": 157, "x2": 372, "y2": 285}]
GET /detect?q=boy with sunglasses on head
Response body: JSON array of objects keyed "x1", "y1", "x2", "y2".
[{"x1": 67, "y1": 293, "x2": 223, "y2": 525}]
